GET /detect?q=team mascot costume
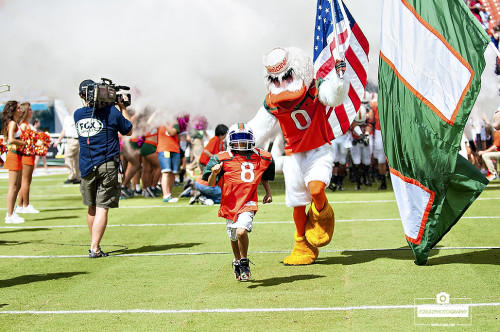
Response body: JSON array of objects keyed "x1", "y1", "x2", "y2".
[{"x1": 248, "y1": 47, "x2": 349, "y2": 265}]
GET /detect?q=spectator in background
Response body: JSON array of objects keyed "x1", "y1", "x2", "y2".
[
  {"x1": 186, "y1": 115, "x2": 209, "y2": 176},
  {"x1": 493, "y1": 106, "x2": 500, "y2": 130},
  {"x1": 491, "y1": 25, "x2": 500, "y2": 76},
  {"x1": 2, "y1": 101, "x2": 27, "y2": 223},
  {"x1": 198, "y1": 124, "x2": 228, "y2": 172},
  {"x1": 478, "y1": 128, "x2": 500, "y2": 180},
  {"x1": 176, "y1": 114, "x2": 190, "y2": 184},
  {"x1": 54, "y1": 112, "x2": 81, "y2": 184},
  {"x1": 157, "y1": 122, "x2": 180, "y2": 203},
  {"x1": 178, "y1": 132, "x2": 189, "y2": 183},
  {"x1": 189, "y1": 174, "x2": 221, "y2": 205},
  {"x1": 140, "y1": 129, "x2": 161, "y2": 197},
  {"x1": 33, "y1": 119, "x2": 49, "y2": 174}
]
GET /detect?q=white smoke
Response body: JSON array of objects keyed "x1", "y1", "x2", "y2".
[
  {"x1": 0, "y1": 0, "x2": 316, "y2": 129},
  {"x1": 1, "y1": 0, "x2": 498, "y2": 130}
]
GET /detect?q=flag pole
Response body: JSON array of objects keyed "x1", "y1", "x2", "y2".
[
  {"x1": 330, "y1": 0, "x2": 343, "y2": 78},
  {"x1": 338, "y1": 0, "x2": 352, "y2": 49},
  {"x1": 489, "y1": 42, "x2": 500, "y2": 60},
  {"x1": 330, "y1": 0, "x2": 341, "y2": 59}
]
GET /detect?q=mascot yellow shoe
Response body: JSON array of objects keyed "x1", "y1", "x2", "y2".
[
  {"x1": 283, "y1": 232, "x2": 319, "y2": 265},
  {"x1": 304, "y1": 201, "x2": 335, "y2": 247}
]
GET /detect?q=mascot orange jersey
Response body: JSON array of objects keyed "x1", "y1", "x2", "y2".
[
  {"x1": 264, "y1": 82, "x2": 334, "y2": 156},
  {"x1": 203, "y1": 149, "x2": 274, "y2": 222}
]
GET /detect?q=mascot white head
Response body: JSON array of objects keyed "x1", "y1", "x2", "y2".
[
  {"x1": 262, "y1": 47, "x2": 314, "y2": 110},
  {"x1": 262, "y1": 46, "x2": 348, "y2": 110}
]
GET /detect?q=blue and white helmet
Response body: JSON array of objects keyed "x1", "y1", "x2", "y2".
[{"x1": 227, "y1": 123, "x2": 255, "y2": 151}]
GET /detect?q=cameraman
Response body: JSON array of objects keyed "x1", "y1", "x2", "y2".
[{"x1": 75, "y1": 79, "x2": 133, "y2": 258}]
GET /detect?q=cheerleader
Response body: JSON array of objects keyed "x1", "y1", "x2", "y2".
[
  {"x1": 2, "y1": 101, "x2": 27, "y2": 223},
  {"x1": 16, "y1": 102, "x2": 40, "y2": 214}
]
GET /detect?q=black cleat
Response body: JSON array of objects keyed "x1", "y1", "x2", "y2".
[
  {"x1": 328, "y1": 183, "x2": 337, "y2": 192},
  {"x1": 232, "y1": 260, "x2": 241, "y2": 281},
  {"x1": 239, "y1": 258, "x2": 252, "y2": 281},
  {"x1": 88, "y1": 250, "x2": 108, "y2": 258}
]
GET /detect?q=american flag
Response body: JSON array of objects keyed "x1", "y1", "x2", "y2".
[{"x1": 313, "y1": 0, "x2": 369, "y2": 138}]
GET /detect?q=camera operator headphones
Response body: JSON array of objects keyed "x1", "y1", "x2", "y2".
[{"x1": 79, "y1": 79, "x2": 95, "y2": 101}]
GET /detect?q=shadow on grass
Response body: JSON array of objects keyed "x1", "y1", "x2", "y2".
[
  {"x1": 28, "y1": 215, "x2": 79, "y2": 222},
  {"x1": 426, "y1": 248, "x2": 500, "y2": 266},
  {"x1": 247, "y1": 274, "x2": 325, "y2": 289},
  {"x1": 0, "y1": 228, "x2": 50, "y2": 234},
  {"x1": 0, "y1": 272, "x2": 88, "y2": 289},
  {"x1": 118, "y1": 243, "x2": 202, "y2": 254},
  {"x1": 39, "y1": 207, "x2": 84, "y2": 212},
  {"x1": 315, "y1": 247, "x2": 500, "y2": 266},
  {"x1": 0, "y1": 240, "x2": 31, "y2": 246},
  {"x1": 0, "y1": 304, "x2": 7, "y2": 308}
]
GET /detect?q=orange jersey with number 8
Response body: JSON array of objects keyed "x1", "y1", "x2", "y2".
[{"x1": 207, "y1": 149, "x2": 274, "y2": 222}]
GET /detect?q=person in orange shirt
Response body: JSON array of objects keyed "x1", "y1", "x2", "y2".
[
  {"x1": 198, "y1": 124, "x2": 228, "y2": 171},
  {"x1": 204, "y1": 123, "x2": 274, "y2": 281},
  {"x1": 157, "y1": 123, "x2": 180, "y2": 202}
]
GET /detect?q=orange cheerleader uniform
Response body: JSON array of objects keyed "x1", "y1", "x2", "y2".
[
  {"x1": 4, "y1": 150, "x2": 23, "y2": 171},
  {"x1": 22, "y1": 155, "x2": 35, "y2": 166}
]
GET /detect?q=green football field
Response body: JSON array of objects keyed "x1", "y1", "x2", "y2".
[{"x1": 0, "y1": 172, "x2": 499, "y2": 331}]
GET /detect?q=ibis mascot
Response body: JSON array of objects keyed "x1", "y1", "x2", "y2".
[{"x1": 248, "y1": 47, "x2": 350, "y2": 265}]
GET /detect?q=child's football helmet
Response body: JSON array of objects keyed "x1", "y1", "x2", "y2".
[{"x1": 228, "y1": 123, "x2": 255, "y2": 151}]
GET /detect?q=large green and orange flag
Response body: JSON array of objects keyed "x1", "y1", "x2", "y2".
[{"x1": 378, "y1": 0, "x2": 490, "y2": 265}]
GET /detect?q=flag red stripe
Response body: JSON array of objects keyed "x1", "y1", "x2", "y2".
[
  {"x1": 348, "y1": 85, "x2": 361, "y2": 111},
  {"x1": 346, "y1": 48, "x2": 367, "y2": 87},
  {"x1": 334, "y1": 104, "x2": 350, "y2": 133},
  {"x1": 317, "y1": 57, "x2": 335, "y2": 79},
  {"x1": 352, "y1": 23, "x2": 369, "y2": 56},
  {"x1": 329, "y1": 29, "x2": 350, "y2": 54}
]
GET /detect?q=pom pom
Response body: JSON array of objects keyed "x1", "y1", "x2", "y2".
[
  {"x1": 0, "y1": 138, "x2": 7, "y2": 154},
  {"x1": 137, "y1": 136, "x2": 145, "y2": 147},
  {"x1": 176, "y1": 113, "x2": 190, "y2": 133},
  {"x1": 34, "y1": 132, "x2": 52, "y2": 156},
  {"x1": 191, "y1": 115, "x2": 208, "y2": 131},
  {"x1": 20, "y1": 129, "x2": 38, "y2": 156}
]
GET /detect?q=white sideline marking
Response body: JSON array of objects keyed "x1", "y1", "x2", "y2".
[
  {"x1": 1, "y1": 302, "x2": 499, "y2": 315},
  {"x1": 2, "y1": 195, "x2": 499, "y2": 209},
  {"x1": 0, "y1": 215, "x2": 497, "y2": 230},
  {"x1": 0, "y1": 247, "x2": 498, "y2": 259},
  {"x1": 0, "y1": 196, "x2": 498, "y2": 210}
]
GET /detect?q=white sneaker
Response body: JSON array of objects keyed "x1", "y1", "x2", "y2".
[
  {"x1": 23, "y1": 204, "x2": 40, "y2": 213},
  {"x1": 5, "y1": 213, "x2": 25, "y2": 224},
  {"x1": 162, "y1": 196, "x2": 179, "y2": 203},
  {"x1": 15, "y1": 206, "x2": 24, "y2": 214},
  {"x1": 203, "y1": 198, "x2": 214, "y2": 206}
]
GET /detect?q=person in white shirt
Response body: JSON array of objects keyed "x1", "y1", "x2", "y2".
[{"x1": 54, "y1": 114, "x2": 81, "y2": 184}]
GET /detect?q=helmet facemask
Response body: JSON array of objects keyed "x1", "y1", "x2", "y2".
[{"x1": 228, "y1": 124, "x2": 255, "y2": 152}]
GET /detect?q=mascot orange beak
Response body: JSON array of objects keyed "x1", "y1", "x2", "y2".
[{"x1": 267, "y1": 83, "x2": 307, "y2": 111}]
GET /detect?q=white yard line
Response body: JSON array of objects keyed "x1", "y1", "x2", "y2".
[
  {"x1": 0, "y1": 196, "x2": 499, "y2": 208},
  {"x1": 0, "y1": 246, "x2": 498, "y2": 259},
  {"x1": 0, "y1": 302, "x2": 498, "y2": 315},
  {"x1": 0, "y1": 215, "x2": 497, "y2": 230}
]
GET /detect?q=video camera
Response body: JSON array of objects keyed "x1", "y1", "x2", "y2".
[{"x1": 80, "y1": 78, "x2": 131, "y2": 109}]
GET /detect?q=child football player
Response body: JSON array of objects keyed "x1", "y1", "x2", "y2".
[{"x1": 203, "y1": 123, "x2": 274, "y2": 281}]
